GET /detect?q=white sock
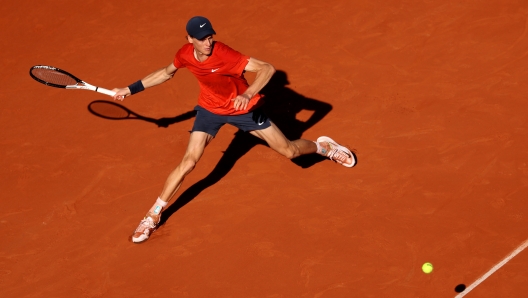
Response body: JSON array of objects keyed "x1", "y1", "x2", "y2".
[{"x1": 149, "y1": 197, "x2": 168, "y2": 215}]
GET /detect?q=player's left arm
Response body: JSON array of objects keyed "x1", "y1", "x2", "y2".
[{"x1": 232, "y1": 57, "x2": 276, "y2": 111}]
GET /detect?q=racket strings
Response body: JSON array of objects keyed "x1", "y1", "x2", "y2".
[{"x1": 31, "y1": 69, "x2": 78, "y2": 86}]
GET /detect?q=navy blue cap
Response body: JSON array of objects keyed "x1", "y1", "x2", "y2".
[{"x1": 186, "y1": 16, "x2": 216, "y2": 40}]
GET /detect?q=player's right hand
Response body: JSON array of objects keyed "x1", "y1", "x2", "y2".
[
  {"x1": 232, "y1": 93, "x2": 251, "y2": 111},
  {"x1": 111, "y1": 88, "x2": 131, "y2": 101}
]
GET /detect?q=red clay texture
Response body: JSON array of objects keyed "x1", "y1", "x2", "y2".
[{"x1": 1, "y1": 1, "x2": 528, "y2": 297}]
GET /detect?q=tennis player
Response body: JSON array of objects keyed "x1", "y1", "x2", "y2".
[{"x1": 112, "y1": 16, "x2": 355, "y2": 243}]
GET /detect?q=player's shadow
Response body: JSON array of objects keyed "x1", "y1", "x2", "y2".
[
  {"x1": 159, "y1": 70, "x2": 332, "y2": 225},
  {"x1": 261, "y1": 70, "x2": 333, "y2": 167},
  {"x1": 87, "y1": 100, "x2": 196, "y2": 128}
]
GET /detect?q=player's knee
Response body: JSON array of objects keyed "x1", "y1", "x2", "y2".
[
  {"x1": 282, "y1": 143, "x2": 300, "y2": 160},
  {"x1": 282, "y1": 150, "x2": 295, "y2": 160},
  {"x1": 180, "y1": 157, "x2": 197, "y2": 174}
]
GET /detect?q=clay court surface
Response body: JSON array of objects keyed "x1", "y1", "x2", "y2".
[{"x1": 2, "y1": 0, "x2": 528, "y2": 297}]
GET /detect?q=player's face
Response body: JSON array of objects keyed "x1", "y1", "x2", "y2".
[{"x1": 188, "y1": 35, "x2": 214, "y2": 56}]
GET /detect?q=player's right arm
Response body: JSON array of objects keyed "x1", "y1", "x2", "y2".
[{"x1": 112, "y1": 63, "x2": 178, "y2": 101}]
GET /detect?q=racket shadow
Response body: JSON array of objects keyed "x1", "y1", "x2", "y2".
[{"x1": 87, "y1": 100, "x2": 195, "y2": 128}]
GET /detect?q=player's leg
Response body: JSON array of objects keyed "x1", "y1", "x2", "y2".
[
  {"x1": 251, "y1": 125, "x2": 355, "y2": 167},
  {"x1": 249, "y1": 122, "x2": 316, "y2": 159},
  {"x1": 131, "y1": 105, "x2": 225, "y2": 243},
  {"x1": 230, "y1": 107, "x2": 355, "y2": 166},
  {"x1": 242, "y1": 109, "x2": 355, "y2": 166},
  {"x1": 159, "y1": 131, "x2": 215, "y2": 201},
  {"x1": 228, "y1": 107, "x2": 316, "y2": 159},
  {"x1": 131, "y1": 131, "x2": 213, "y2": 243}
]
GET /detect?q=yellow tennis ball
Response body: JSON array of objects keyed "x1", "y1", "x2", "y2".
[{"x1": 422, "y1": 262, "x2": 433, "y2": 274}]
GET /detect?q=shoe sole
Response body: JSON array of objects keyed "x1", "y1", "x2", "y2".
[
  {"x1": 317, "y1": 136, "x2": 356, "y2": 167},
  {"x1": 131, "y1": 235, "x2": 149, "y2": 243}
]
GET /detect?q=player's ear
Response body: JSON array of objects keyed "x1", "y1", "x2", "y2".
[{"x1": 186, "y1": 35, "x2": 194, "y2": 43}]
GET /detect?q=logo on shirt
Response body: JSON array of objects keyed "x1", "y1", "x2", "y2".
[
  {"x1": 200, "y1": 23, "x2": 206, "y2": 28},
  {"x1": 211, "y1": 68, "x2": 219, "y2": 72}
]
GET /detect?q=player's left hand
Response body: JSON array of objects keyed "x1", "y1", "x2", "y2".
[{"x1": 232, "y1": 94, "x2": 251, "y2": 111}]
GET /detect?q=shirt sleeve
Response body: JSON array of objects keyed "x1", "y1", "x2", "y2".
[
  {"x1": 173, "y1": 47, "x2": 186, "y2": 69},
  {"x1": 219, "y1": 43, "x2": 250, "y2": 75}
]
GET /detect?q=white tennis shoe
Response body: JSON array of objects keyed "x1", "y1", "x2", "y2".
[
  {"x1": 317, "y1": 136, "x2": 356, "y2": 167},
  {"x1": 131, "y1": 213, "x2": 160, "y2": 243}
]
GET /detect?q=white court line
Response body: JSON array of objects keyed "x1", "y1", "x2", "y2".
[{"x1": 455, "y1": 239, "x2": 528, "y2": 297}]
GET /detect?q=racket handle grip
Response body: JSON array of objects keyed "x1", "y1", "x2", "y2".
[{"x1": 96, "y1": 87, "x2": 117, "y2": 97}]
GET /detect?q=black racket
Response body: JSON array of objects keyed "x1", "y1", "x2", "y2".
[{"x1": 29, "y1": 65, "x2": 115, "y2": 97}]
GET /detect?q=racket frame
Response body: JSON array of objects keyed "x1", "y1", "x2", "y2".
[{"x1": 29, "y1": 65, "x2": 116, "y2": 96}]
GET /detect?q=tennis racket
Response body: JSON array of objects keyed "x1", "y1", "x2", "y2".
[{"x1": 29, "y1": 65, "x2": 116, "y2": 97}]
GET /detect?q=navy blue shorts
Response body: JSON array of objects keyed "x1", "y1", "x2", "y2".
[{"x1": 191, "y1": 105, "x2": 272, "y2": 137}]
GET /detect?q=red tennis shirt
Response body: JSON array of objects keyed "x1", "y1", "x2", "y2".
[{"x1": 173, "y1": 42, "x2": 264, "y2": 115}]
